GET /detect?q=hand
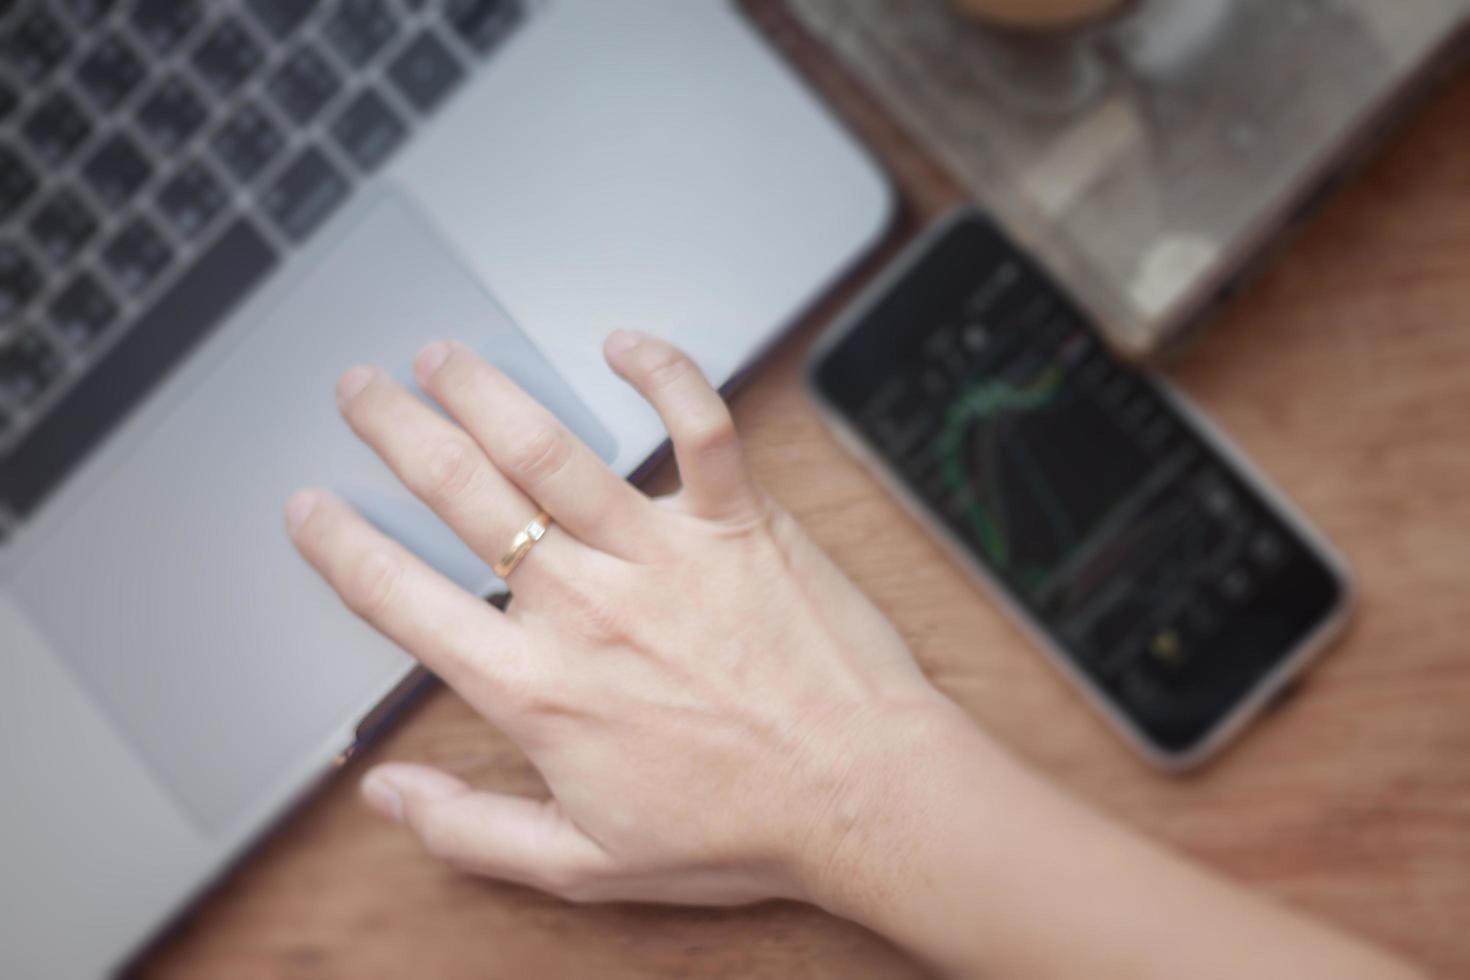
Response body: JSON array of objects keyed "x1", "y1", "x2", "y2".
[
  {"x1": 286, "y1": 333, "x2": 1424, "y2": 980},
  {"x1": 285, "y1": 332, "x2": 953, "y2": 906}
]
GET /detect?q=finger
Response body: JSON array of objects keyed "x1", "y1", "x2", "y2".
[
  {"x1": 603, "y1": 331, "x2": 758, "y2": 522},
  {"x1": 414, "y1": 342, "x2": 659, "y2": 559},
  {"x1": 286, "y1": 488, "x2": 527, "y2": 717},
  {"x1": 335, "y1": 365, "x2": 576, "y2": 590},
  {"x1": 362, "y1": 763, "x2": 611, "y2": 900}
]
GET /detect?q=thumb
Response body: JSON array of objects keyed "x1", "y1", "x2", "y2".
[{"x1": 361, "y1": 762, "x2": 611, "y2": 900}]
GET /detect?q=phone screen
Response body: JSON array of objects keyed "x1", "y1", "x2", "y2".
[{"x1": 812, "y1": 215, "x2": 1346, "y2": 755}]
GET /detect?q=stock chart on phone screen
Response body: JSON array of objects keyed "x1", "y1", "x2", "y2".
[{"x1": 853, "y1": 258, "x2": 1311, "y2": 731}]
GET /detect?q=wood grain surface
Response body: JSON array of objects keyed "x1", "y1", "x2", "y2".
[{"x1": 139, "y1": 4, "x2": 1470, "y2": 977}]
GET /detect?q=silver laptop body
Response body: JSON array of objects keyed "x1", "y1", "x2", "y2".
[{"x1": 0, "y1": 2, "x2": 891, "y2": 974}]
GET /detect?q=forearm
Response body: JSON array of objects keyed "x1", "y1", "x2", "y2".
[{"x1": 809, "y1": 703, "x2": 1422, "y2": 980}]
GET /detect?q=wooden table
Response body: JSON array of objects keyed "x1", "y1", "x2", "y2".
[{"x1": 141, "y1": 4, "x2": 1470, "y2": 976}]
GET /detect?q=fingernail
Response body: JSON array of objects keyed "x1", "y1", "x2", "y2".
[
  {"x1": 284, "y1": 490, "x2": 319, "y2": 535},
  {"x1": 361, "y1": 772, "x2": 404, "y2": 823},
  {"x1": 414, "y1": 341, "x2": 453, "y2": 385},
  {"x1": 336, "y1": 366, "x2": 376, "y2": 409},
  {"x1": 606, "y1": 330, "x2": 644, "y2": 355}
]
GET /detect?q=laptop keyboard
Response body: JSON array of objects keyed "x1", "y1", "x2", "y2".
[{"x1": 0, "y1": 0, "x2": 526, "y2": 524}]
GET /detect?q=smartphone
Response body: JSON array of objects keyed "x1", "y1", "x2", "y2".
[{"x1": 808, "y1": 210, "x2": 1353, "y2": 769}]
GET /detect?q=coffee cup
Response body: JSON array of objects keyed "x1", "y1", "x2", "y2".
[{"x1": 949, "y1": 0, "x2": 1129, "y2": 32}]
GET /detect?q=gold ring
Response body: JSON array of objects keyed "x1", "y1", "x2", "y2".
[{"x1": 493, "y1": 511, "x2": 553, "y2": 579}]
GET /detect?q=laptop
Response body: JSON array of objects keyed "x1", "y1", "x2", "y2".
[{"x1": 0, "y1": 1, "x2": 891, "y2": 975}]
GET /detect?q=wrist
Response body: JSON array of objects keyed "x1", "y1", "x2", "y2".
[
  {"x1": 792, "y1": 694, "x2": 1014, "y2": 927},
  {"x1": 790, "y1": 697, "x2": 1427, "y2": 980}
]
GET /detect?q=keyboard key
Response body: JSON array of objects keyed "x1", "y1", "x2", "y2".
[
  {"x1": 49, "y1": 273, "x2": 119, "y2": 349},
  {"x1": 388, "y1": 31, "x2": 464, "y2": 112},
  {"x1": 0, "y1": 221, "x2": 278, "y2": 517},
  {"x1": 0, "y1": 330, "x2": 64, "y2": 407},
  {"x1": 447, "y1": 0, "x2": 520, "y2": 53},
  {"x1": 0, "y1": 244, "x2": 41, "y2": 323},
  {"x1": 82, "y1": 132, "x2": 154, "y2": 210},
  {"x1": 27, "y1": 191, "x2": 98, "y2": 264},
  {"x1": 0, "y1": 147, "x2": 38, "y2": 222},
  {"x1": 324, "y1": 0, "x2": 398, "y2": 67},
  {"x1": 22, "y1": 91, "x2": 94, "y2": 167},
  {"x1": 267, "y1": 45, "x2": 341, "y2": 124},
  {"x1": 191, "y1": 17, "x2": 265, "y2": 96},
  {"x1": 4, "y1": 8, "x2": 73, "y2": 83},
  {"x1": 247, "y1": 0, "x2": 319, "y2": 40},
  {"x1": 210, "y1": 102, "x2": 284, "y2": 183},
  {"x1": 262, "y1": 146, "x2": 348, "y2": 241},
  {"x1": 61, "y1": 0, "x2": 118, "y2": 26},
  {"x1": 102, "y1": 217, "x2": 173, "y2": 295},
  {"x1": 130, "y1": 0, "x2": 203, "y2": 55},
  {"x1": 157, "y1": 160, "x2": 230, "y2": 240},
  {"x1": 330, "y1": 88, "x2": 405, "y2": 171},
  {"x1": 75, "y1": 32, "x2": 147, "y2": 111},
  {"x1": 136, "y1": 76, "x2": 208, "y2": 153}
]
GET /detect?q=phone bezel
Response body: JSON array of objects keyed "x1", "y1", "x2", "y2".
[{"x1": 806, "y1": 207, "x2": 1356, "y2": 771}]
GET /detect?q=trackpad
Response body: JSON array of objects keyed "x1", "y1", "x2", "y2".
[
  {"x1": 324, "y1": 198, "x2": 618, "y2": 593},
  {"x1": 13, "y1": 194, "x2": 614, "y2": 832}
]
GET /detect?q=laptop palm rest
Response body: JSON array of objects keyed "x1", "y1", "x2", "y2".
[{"x1": 10, "y1": 194, "x2": 615, "y2": 834}]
